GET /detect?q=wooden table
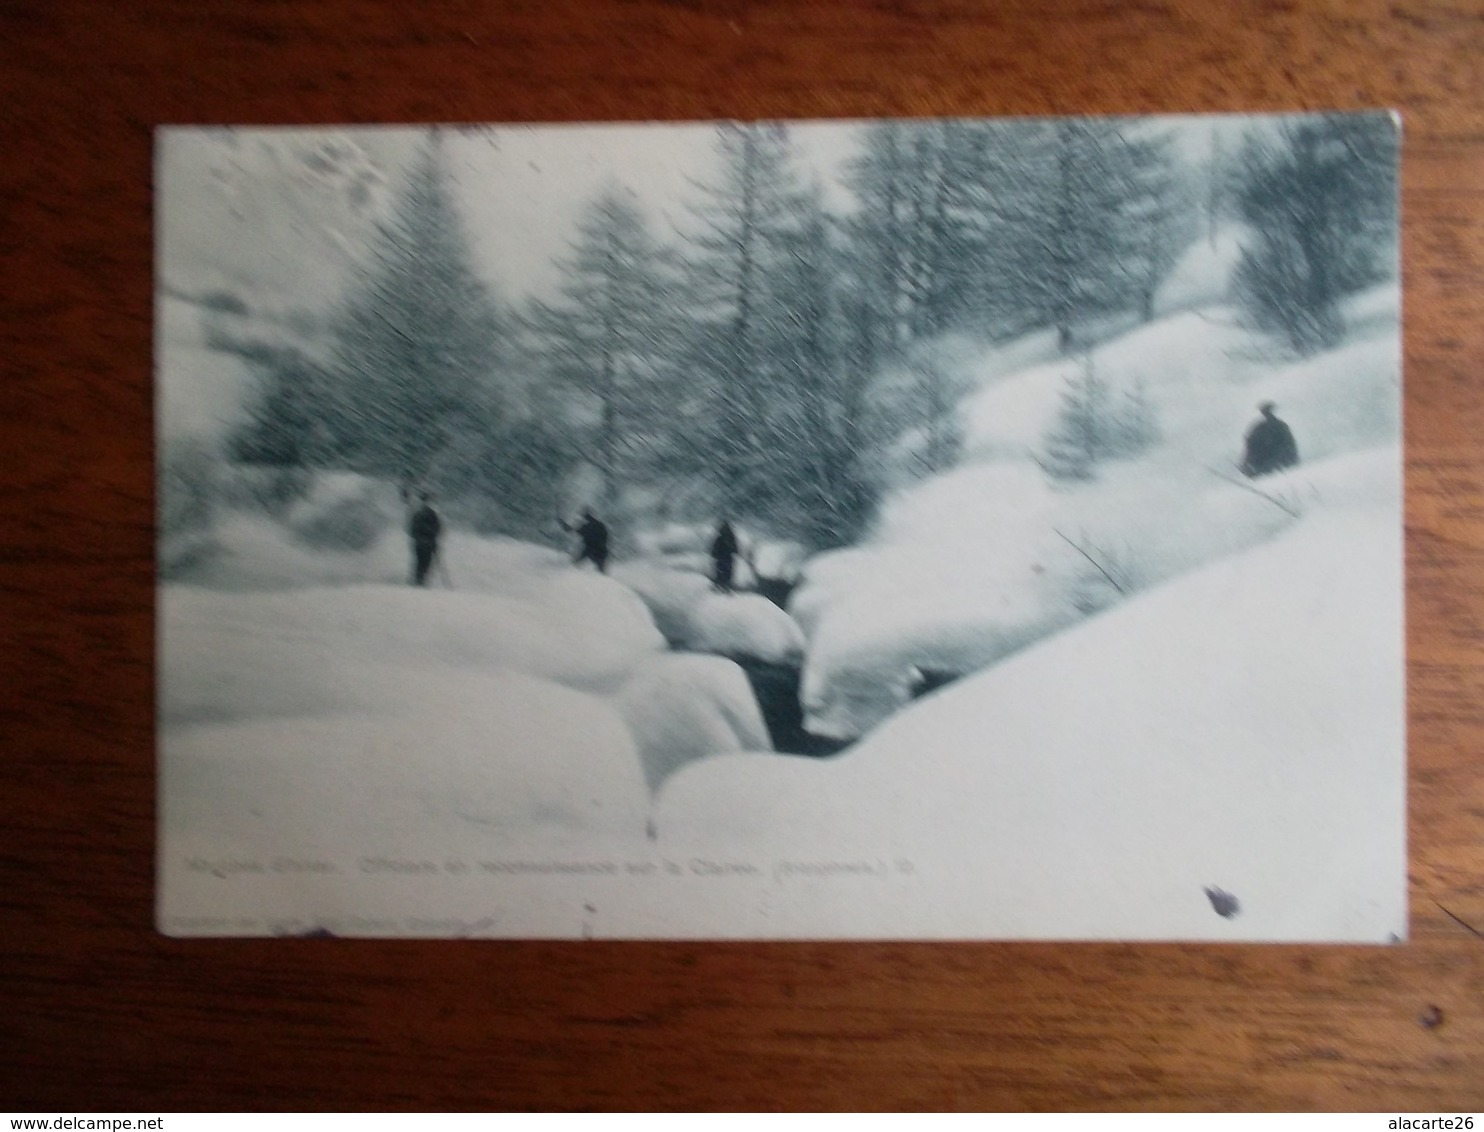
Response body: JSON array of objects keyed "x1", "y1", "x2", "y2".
[{"x1": 3, "y1": 0, "x2": 1482, "y2": 1111}]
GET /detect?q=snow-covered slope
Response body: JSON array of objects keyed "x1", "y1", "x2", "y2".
[
  {"x1": 1152, "y1": 225, "x2": 1250, "y2": 317},
  {"x1": 156, "y1": 296, "x2": 261, "y2": 445},
  {"x1": 795, "y1": 285, "x2": 1401, "y2": 739},
  {"x1": 163, "y1": 563, "x2": 665, "y2": 732},
  {"x1": 158, "y1": 664, "x2": 651, "y2": 935},
  {"x1": 655, "y1": 456, "x2": 1404, "y2": 940},
  {"x1": 158, "y1": 253, "x2": 1402, "y2": 939},
  {"x1": 165, "y1": 666, "x2": 647, "y2": 855}
]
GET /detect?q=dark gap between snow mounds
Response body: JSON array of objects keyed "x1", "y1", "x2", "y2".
[
  {"x1": 722, "y1": 654, "x2": 849, "y2": 758},
  {"x1": 642, "y1": 568, "x2": 848, "y2": 757}
]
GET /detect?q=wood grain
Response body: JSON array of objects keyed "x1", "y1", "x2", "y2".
[{"x1": 3, "y1": 0, "x2": 1482, "y2": 1111}]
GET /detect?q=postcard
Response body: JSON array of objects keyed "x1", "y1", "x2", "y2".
[{"x1": 156, "y1": 112, "x2": 1404, "y2": 939}]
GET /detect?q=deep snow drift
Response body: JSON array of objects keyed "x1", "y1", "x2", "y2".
[
  {"x1": 157, "y1": 515, "x2": 795, "y2": 933},
  {"x1": 794, "y1": 286, "x2": 1401, "y2": 740},
  {"x1": 614, "y1": 559, "x2": 807, "y2": 662},
  {"x1": 654, "y1": 448, "x2": 1404, "y2": 940},
  {"x1": 158, "y1": 266, "x2": 1404, "y2": 940}
]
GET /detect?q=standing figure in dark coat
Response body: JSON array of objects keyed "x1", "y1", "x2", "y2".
[
  {"x1": 567, "y1": 508, "x2": 610, "y2": 573},
  {"x1": 1240, "y1": 401, "x2": 1299, "y2": 478},
  {"x1": 408, "y1": 492, "x2": 442, "y2": 586},
  {"x1": 710, "y1": 520, "x2": 740, "y2": 593}
]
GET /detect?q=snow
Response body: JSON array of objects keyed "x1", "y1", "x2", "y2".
[
  {"x1": 656, "y1": 471, "x2": 1404, "y2": 940},
  {"x1": 610, "y1": 561, "x2": 715, "y2": 647},
  {"x1": 797, "y1": 283, "x2": 1401, "y2": 740},
  {"x1": 156, "y1": 301, "x2": 259, "y2": 444},
  {"x1": 612, "y1": 653, "x2": 773, "y2": 792},
  {"x1": 157, "y1": 218, "x2": 1403, "y2": 939},
  {"x1": 158, "y1": 129, "x2": 405, "y2": 314},
  {"x1": 163, "y1": 571, "x2": 664, "y2": 729},
  {"x1": 164, "y1": 668, "x2": 645, "y2": 851},
  {"x1": 686, "y1": 592, "x2": 807, "y2": 663},
  {"x1": 960, "y1": 327, "x2": 1066, "y2": 391},
  {"x1": 794, "y1": 449, "x2": 1315, "y2": 739},
  {"x1": 167, "y1": 512, "x2": 408, "y2": 591},
  {"x1": 158, "y1": 667, "x2": 651, "y2": 933},
  {"x1": 170, "y1": 511, "x2": 667, "y2": 673},
  {"x1": 628, "y1": 523, "x2": 806, "y2": 585},
  {"x1": 1152, "y1": 225, "x2": 1250, "y2": 315},
  {"x1": 614, "y1": 560, "x2": 807, "y2": 662},
  {"x1": 159, "y1": 536, "x2": 673, "y2": 932}
]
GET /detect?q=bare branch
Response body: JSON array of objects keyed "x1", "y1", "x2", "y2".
[
  {"x1": 1051, "y1": 527, "x2": 1127, "y2": 595},
  {"x1": 1201, "y1": 464, "x2": 1302, "y2": 518}
]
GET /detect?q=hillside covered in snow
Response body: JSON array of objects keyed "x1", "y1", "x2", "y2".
[{"x1": 158, "y1": 266, "x2": 1403, "y2": 942}]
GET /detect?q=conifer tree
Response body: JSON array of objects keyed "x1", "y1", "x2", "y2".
[
  {"x1": 1042, "y1": 355, "x2": 1110, "y2": 481},
  {"x1": 1041, "y1": 358, "x2": 1161, "y2": 481},
  {"x1": 843, "y1": 121, "x2": 916, "y2": 347},
  {"x1": 845, "y1": 120, "x2": 992, "y2": 347},
  {"x1": 1114, "y1": 127, "x2": 1194, "y2": 322},
  {"x1": 229, "y1": 344, "x2": 336, "y2": 470},
  {"x1": 680, "y1": 122, "x2": 808, "y2": 515},
  {"x1": 325, "y1": 132, "x2": 504, "y2": 479},
  {"x1": 845, "y1": 118, "x2": 1192, "y2": 349},
  {"x1": 1108, "y1": 376, "x2": 1161, "y2": 457},
  {"x1": 674, "y1": 125, "x2": 885, "y2": 547},
  {"x1": 524, "y1": 184, "x2": 681, "y2": 511},
  {"x1": 1233, "y1": 112, "x2": 1399, "y2": 354},
  {"x1": 1040, "y1": 119, "x2": 1180, "y2": 349},
  {"x1": 766, "y1": 184, "x2": 880, "y2": 546}
]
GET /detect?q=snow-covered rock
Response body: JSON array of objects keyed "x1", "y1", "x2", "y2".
[
  {"x1": 611, "y1": 562, "x2": 715, "y2": 647},
  {"x1": 615, "y1": 560, "x2": 807, "y2": 664},
  {"x1": 686, "y1": 592, "x2": 807, "y2": 664},
  {"x1": 612, "y1": 653, "x2": 772, "y2": 791}
]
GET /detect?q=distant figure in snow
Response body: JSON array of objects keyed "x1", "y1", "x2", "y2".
[
  {"x1": 710, "y1": 520, "x2": 740, "y2": 592},
  {"x1": 407, "y1": 491, "x2": 442, "y2": 586},
  {"x1": 564, "y1": 508, "x2": 610, "y2": 573},
  {"x1": 1240, "y1": 401, "x2": 1299, "y2": 478}
]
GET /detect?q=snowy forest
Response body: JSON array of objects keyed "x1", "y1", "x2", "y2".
[{"x1": 157, "y1": 114, "x2": 1405, "y2": 941}]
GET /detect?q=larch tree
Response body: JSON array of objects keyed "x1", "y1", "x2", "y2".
[
  {"x1": 679, "y1": 122, "x2": 809, "y2": 516},
  {"x1": 1041, "y1": 354, "x2": 1112, "y2": 482},
  {"x1": 325, "y1": 132, "x2": 505, "y2": 481},
  {"x1": 766, "y1": 183, "x2": 880, "y2": 546},
  {"x1": 523, "y1": 183, "x2": 682, "y2": 512}
]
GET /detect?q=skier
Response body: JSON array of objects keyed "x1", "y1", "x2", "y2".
[
  {"x1": 1240, "y1": 401, "x2": 1299, "y2": 478},
  {"x1": 564, "y1": 508, "x2": 610, "y2": 574},
  {"x1": 710, "y1": 520, "x2": 740, "y2": 593},
  {"x1": 407, "y1": 491, "x2": 442, "y2": 587}
]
